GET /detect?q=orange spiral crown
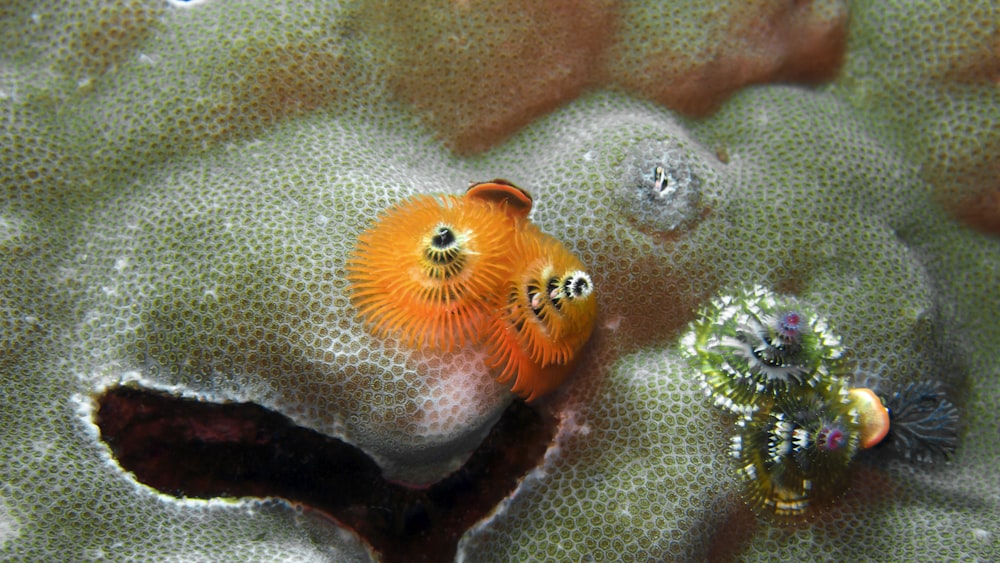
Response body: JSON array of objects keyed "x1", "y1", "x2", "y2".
[
  {"x1": 347, "y1": 180, "x2": 597, "y2": 401},
  {"x1": 347, "y1": 193, "x2": 518, "y2": 350},
  {"x1": 485, "y1": 225, "x2": 597, "y2": 401}
]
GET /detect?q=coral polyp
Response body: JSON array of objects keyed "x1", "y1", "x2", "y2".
[
  {"x1": 682, "y1": 285, "x2": 847, "y2": 415},
  {"x1": 347, "y1": 193, "x2": 518, "y2": 350}
]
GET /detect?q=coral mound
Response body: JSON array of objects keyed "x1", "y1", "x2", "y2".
[{"x1": 1, "y1": 0, "x2": 998, "y2": 561}]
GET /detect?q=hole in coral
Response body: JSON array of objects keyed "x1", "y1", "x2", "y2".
[
  {"x1": 95, "y1": 385, "x2": 555, "y2": 562},
  {"x1": 618, "y1": 140, "x2": 708, "y2": 242}
]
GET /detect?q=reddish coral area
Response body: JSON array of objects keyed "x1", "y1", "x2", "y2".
[
  {"x1": 925, "y1": 18, "x2": 1000, "y2": 84},
  {"x1": 367, "y1": 1, "x2": 848, "y2": 152},
  {"x1": 929, "y1": 135, "x2": 1000, "y2": 236},
  {"x1": 373, "y1": 0, "x2": 617, "y2": 154},
  {"x1": 928, "y1": 29, "x2": 1000, "y2": 233},
  {"x1": 612, "y1": 1, "x2": 848, "y2": 116},
  {"x1": 239, "y1": 38, "x2": 349, "y2": 122},
  {"x1": 67, "y1": 1, "x2": 161, "y2": 75},
  {"x1": 954, "y1": 182, "x2": 1000, "y2": 235}
]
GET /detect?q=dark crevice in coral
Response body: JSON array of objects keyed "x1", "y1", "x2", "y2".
[{"x1": 95, "y1": 385, "x2": 556, "y2": 563}]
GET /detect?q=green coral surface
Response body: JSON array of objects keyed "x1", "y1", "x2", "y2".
[{"x1": 2, "y1": 0, "x2": 998, "y2": 561}]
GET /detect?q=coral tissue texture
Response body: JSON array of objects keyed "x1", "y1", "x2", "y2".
[{"x1": 1, "y1": 0, "x2": 998, "y2": 562}]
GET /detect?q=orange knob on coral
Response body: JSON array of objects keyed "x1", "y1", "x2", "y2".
[
  {"x1": 465, "y1": 179, "x2": 534, "y2": 220},
  {"x1": 346, "y1": 193, "x2": 519, "y2": 350},
  {"x1": 847, "y1": 387, "x2": 891, "y2": 449}
]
